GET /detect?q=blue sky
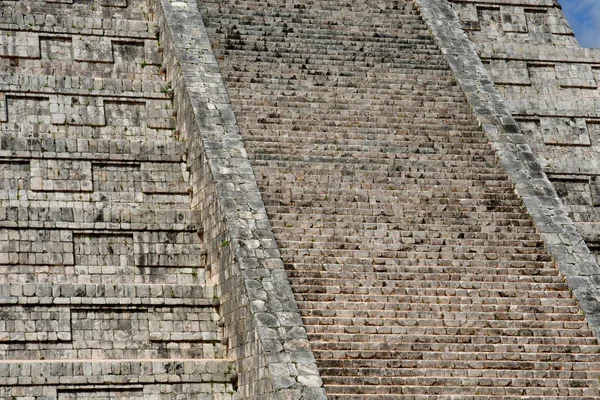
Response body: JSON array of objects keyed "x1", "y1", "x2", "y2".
[{"x1": 558, "y1": 0, "x2": 600, "y2": 48}]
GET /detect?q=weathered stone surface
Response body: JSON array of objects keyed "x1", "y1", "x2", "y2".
[
  {"x1": 0, "y1": 0, "x2": 235, "y2": 398},
  {"x1": 6, "y1": 0, "x2": 600, "y2": 398},
  {"x1": 201, "y1": 0, "x2": 600, "y2": 397}
]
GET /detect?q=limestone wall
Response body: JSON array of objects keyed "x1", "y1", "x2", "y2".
[{"x1": 0, "y1": 0, "x2": 235, "y2": 398}]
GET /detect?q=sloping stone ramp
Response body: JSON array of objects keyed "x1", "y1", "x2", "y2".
[{"x1": 198, "y1": 0, "x2": 600, "y2": 398}]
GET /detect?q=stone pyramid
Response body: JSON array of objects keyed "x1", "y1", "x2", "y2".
[{"x1": 2, "y1": 0, "x2": 600, "y2": 399}]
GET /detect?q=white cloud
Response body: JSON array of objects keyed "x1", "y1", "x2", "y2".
[{"x1": 558, "y1": 0, "x2": 600, "y2": 48}]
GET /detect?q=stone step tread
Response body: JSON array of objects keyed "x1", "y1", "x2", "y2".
[
  {"x1": 321, "y1": 375, "x2": 600, "y2": 387},
  {"x1": 289, "y1": 274, "x2": 562, "y2": 285},
  {"x1": 311, "y1": 341, "x2": 599, "y2": 353},
  {"x1": 273, "y1": 225, "x2": 539, "y2": 237},
  {"x1": 290, "y1": 277, "x2": 564, "y2": 289},
  {"x1": 319, "y1": 366, "x2": 600, "y2": 377},
  {"x1": 275, "y1": 229, "x2": 540, "y2": 241},
  {"x1": 288, "y1": 260, "x2": 556, "y2": 270},
  {"x1": 326, "y1": 396, "x2": 598, "y2": 400},
  {"x1": 305, "y1": 325, "x2": 594, "y2": 338},
  {"x1": 323, "y1": 384, "x2": 600, "y2": 396},
  {"x1": 303, "y1": 316, "x2": 587, "y2": 328},
  {"x1": 293, "y1": 285, "x2": 568, "y2": 297},
  {"x1": 314, "y1": 348, "x2": 600, "y2": 360},
  {"x1": 264, "y1": 188, "x2": 522, "y2": 201},
  {"x1": 287, "y1": 267, "x2": 560, "y2": 278},
  {"x1": 267, "y1": 201, "x2": 524, "y2": 212},
  {"x1": 239, "y1": 121, "x2": 481, "y2": 132},
  {"x1": 282, "y1": 252, "x2": 551, "y2": 263},
  {"x1": 279, "y1": 242, "x2": 546, "y2": 254},
  {"x1": 244, "y1": 138, "x2": 494, "y2": 150},
  {"x1": 263, "y1": 184, "x2": 518, "y2": 196},
  {"x1": 294, "y1": 293, "x2": 579, "y2": 306},
  {"x1": 229, "y1": 87, "x2": 469, "y2": 99},
  {"x1": 219, "y1": 42, "x2": 443, "y2": 57},
  {"x1": 302, "y1": 309, "x2": 583, "y2": 322},
  {"x1": 307, "y1": 333, "x2": 597, "y2": 345},
  {"x1": 268, "y1": 209, "x2": 532, "y2": 221}
]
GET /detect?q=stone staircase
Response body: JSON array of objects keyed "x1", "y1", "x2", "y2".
[
  {"x1": 0, "y1": 0, "x2": 234, "y2": 398},
  {"x1": 198, "y1": 0, "x2": 600, "y2": 398}
]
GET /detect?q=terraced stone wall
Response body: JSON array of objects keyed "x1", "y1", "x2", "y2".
[{"x1": 0, "y1": 0, "x2": 236, "y2": 398}]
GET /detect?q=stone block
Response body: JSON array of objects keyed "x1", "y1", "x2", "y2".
[
  {"x1": 0, "y1": 32, "x2": 40, "y2": 59},
  {"x1": 30, "y1": 159, "x2": 93, "y2": 192},
  {"x1": 540, "y1": 117, "x2": 591, "y2": 146},
  {"x1": 73, "y1": 37, "x2": 114, "y2": 63},
  {"x1": 501, "y1": 6, "x2": 527, "y2": 33},
  {"x1": 0, "y1": 306, "x2": 71, "y2": 342},
  {"x1": 555, "y1": 63, "x2": 597, "y2": 88},
  {"x1": 488, "y1": 60, "x2": 530, "y2": 85}
]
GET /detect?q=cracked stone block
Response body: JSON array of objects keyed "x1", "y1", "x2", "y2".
[
  {"x1": 92, "y1": 164, "x2": 144, "y2": 203},
  {"x1": 5, "y1": 96, "x2": 51, "y2": 135},
  {"x1": 104, "y1": 100, "x2": 145, "y2": 128},
  {"x1": 0, "y1": 32, "x2": 40, "y2": 59},
  {"x1": 452, "y1": 3, "x2": 479, "y2": 30},
  {"x1": 113, "y1": 42, "x2": 145, "y2": 64},
  {"x1": 589, "y1": 176, "x2": 600, "y2": 207},
  {"x1": 40, "y1": 37, "x2": 73, "y2": 61},
  {"x1": 73, "y1": 37, "x2": 114, "y2": 63},
  {"x1": 74, "y1": 233, "x2": 134, "y2": 268},
  {"x1": 58, "y1": 389, "x2": 144, "y2": 400},
  {"x1": 548, "y1": 7, "x2": 574, "y2": 35},
  {"x1": 99, "y1": 0, "x2": 128, "y2": 7},
  {"x1": 525, "y1": 9, "x2": 551, "y2": 34},
  {"x1": 476, "y1": 7, "x2": 502, "y2": 36},
  {"x1": 0, "y1": 162, "x2": 30, "y2": 198},
  {"x1": 0, "y1": 229, "x2": 74, "y2": 265},
  {"x1": 141, "y1": 162, "x2": 188, "y2": 194},
  {"x1": 146, "y1": 100, "x2": 176, "y2": 129},
  {"x1": 488, "y1": 60, "x2": 530, "y2": 85},
  {"x1": 145, "y1": 40, "x2": 162, "y2": 65},
  {"x1": 540, "y1": 117, "x2": 591, "y2": 146},
  {"x1": 148, "y1": 307, "x2": 220, "y2": 343},
  {"x1": 501, "y1": 6, "x2": 527, "y2": 33},
  {"x1": 50, "y1": 96, "x2": 106, "y2": 127},
  {"x1": 30, "y1": 159, "x2": 93, "y2": 192},
  {"x1": 0, "y1": 93, "x2": 6, "y2": 123},
  {"x1": 134, "y1": 231, "x2": 203, "y2": 267},
  {"x1": 0, "y1": 306, "x2": 71, "y2": 342},
  {"x1": 555, "y1": 63, "x2": 597, "y2": 89}
]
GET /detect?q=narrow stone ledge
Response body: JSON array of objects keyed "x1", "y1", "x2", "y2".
[
  {"x1": 0, "y1": 359, "x2": 234, "y2": 386},
  {"x1": 414, "y1": 0, "x2": 600, "y2": 338},
  {"x1": 152, "y1": 0, "x2": 327, "y2": 398}
]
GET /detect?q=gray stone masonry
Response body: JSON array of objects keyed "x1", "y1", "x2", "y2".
[
  {"x1": 6, "y1": 0, "x2": 600, "y2": 398},
  {"x1": 0, "y1": 0, "x2": 236, "y2": 398},
  {"x1": 200, "y1": 0, "x2": 600, "y2": 397},
  {"x1": 416, "y1": 0, "x2": 600, "y2": 336},
  {"x1": 152, "y1": 0, "x2": 327, "y2": 398}
]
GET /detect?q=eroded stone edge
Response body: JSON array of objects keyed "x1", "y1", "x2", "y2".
[
  {"x1": 414, "y1": 0, "x2": 600, "y2": 337},
  {"x1": 153, "y1": 0, "x2": 328, "y2": 399}
]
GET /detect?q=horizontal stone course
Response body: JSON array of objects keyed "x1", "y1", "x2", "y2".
[
  {"x1": 0, "y1": 0, "x2": 235, "y2": 397},
  {"x1": 0, "y1": 359, "x2": 234, "y2": 386}
]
